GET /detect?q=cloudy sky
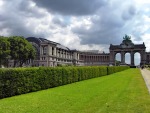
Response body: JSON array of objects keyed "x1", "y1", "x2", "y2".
[{"x1": 0, "y1": 0, "x2": 150, "y2": 64}]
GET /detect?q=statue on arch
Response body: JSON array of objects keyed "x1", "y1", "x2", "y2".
[{"x1": 120, "y1": 34, "x2": 134, "y2": 48}]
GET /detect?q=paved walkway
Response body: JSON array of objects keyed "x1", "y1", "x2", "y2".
[{"x1": 140, "y1": 68, "x2": 150, "y2": 94}]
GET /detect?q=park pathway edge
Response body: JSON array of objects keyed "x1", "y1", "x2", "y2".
[{"x1": 140, "y1": 68, "x2": 150, "y2": 94}]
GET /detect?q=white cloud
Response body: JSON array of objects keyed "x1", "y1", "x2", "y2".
[
  {"x1": 141, "y1": 34, "x2": 150, "y2": 52},
  {"x1": 0, "y1": 0, "x2": 150, "y2": 64}
]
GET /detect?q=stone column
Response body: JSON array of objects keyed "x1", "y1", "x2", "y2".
[
  {"x1": 53, "y1": 47, "x2": 56, "y2": 56},
  {"x1": 62, "y1": 50, "x2": 64, "y2": 58},
  {"x1": 48, "y1": 45, "x2": 52, "y2": 55},
  {"x1": 73, "y1": 52, "x2": 77, "y2": 60},
  {"x1": 63, "y1": 50, "x2": 65, "y2": 58},
  {"x1": 131, "y1": 52, "x2": 134, "y2": 66},
  {"x1": 57, "y1": 49, "x2": 59, "y2": 57},
  {"x1": 140, "y1": 50, "x2": 146, "y2": 65},
  {"x1": 59, "y1": 50, "x2": 61, "y2": 57},
  {"x1": 40, "y1": 46, "x2": 43, "y2": 55},
  {"x1": 66, "y1": 52, "x2": 68, "y2": 59},
  {"x1": 121, "y1": 52, "x2": 125, "y2": 64},
  {"x1": 109, "y1": 51, "x2": 115, "y2": 65},
  {"x1": 68, "y1": 52, "x2": 70, "y2": 59},
  {"x1": 70, "y1": 53, "x2": 72, "y2": 59},
  {"x1": 60, "y1": 50, "x2": 62, "y2": 58}
]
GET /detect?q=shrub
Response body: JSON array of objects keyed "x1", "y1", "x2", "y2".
[{"x1": 0, "y1": 66, "x2": 129, "y2": 99}]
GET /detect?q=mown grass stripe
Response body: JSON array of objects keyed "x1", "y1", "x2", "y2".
[{"x1": 0, "y1": 69, "x2": 150, "y2": 113}]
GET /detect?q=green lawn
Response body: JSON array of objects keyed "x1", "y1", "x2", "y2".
[{"x1": 0, "y1": 69, "x2": 150, "y2": 113}]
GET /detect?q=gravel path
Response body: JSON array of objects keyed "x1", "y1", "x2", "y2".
[{"x1": 140, "y1": 68, "x2": 150, "y2": 94}]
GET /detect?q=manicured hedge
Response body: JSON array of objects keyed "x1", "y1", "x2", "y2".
[
  {"x1": 107, "y1": 66, "x2": 130, "y2": 75},
  {"x1": 0, "y1": 66, "x2": 129, "y2": 99}
]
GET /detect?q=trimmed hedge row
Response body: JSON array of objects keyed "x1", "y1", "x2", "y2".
[
  {"x1": 107, "y1": 66, "x2": 130, "y2": 75},
  {"x1": 0, "y1": 66, "x2": 129, "y2": 99}
]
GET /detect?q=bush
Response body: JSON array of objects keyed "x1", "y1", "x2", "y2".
[
  {"x1": 0, "y1": 66, "x2": 129, "y2": 99},
  {"x1": 107, "y1": 66, "x2": 130, "y2": 75}
]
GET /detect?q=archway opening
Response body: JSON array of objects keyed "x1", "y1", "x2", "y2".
[
  {"x1": 125, "y1": 53, "x2": 131, "y2": 65},
  {"x1": 134, "y1": 52, "x2": 141, "y2": 66},
  {"x1": 115, "y1": 53, "x2": 121, "y2": 66}
]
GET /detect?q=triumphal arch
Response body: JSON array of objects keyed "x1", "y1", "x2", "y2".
[{"x1": 109, "y1": 37, "x2": 146, "y2": 66}]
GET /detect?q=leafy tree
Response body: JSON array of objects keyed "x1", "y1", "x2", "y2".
[
  {"x1": 115, "y1": 60, "x2": 121, "y2": 66},
  {"x1": 9, "y1": 36, "x2": 35, "y2": 67},
  {"x1": 0, "y1": 36, "x2": 10, "y2": 67}
]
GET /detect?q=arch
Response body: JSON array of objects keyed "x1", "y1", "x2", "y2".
[
  {"x1": 115, "y1": 53, "x2": 121, "y2": 65},
  {"x1": 109, "y1": 38, "x2": 146, "y2": 66},
  {"x1": 134, "y1": 52, "x2": 141, "y2": 66},
  {"x1": 125, "y1": 53, "x2": 131, "y2": 65}
]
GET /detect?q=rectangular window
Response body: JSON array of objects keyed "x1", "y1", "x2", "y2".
[{"x1": 43, "y1": 47, "x2": 47, "y2": 55}]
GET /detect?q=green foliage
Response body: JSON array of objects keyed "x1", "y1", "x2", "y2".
[
  {"x1": 0, "y1": 66, "x2": 129, "y2": 99},
  {"x1": 8, "y1": 36, "x2": 35, "y2": 67},
  {"x1": 107, "y1": 66, "x2": 130, "y2": 75},
  {"x1": 0, "y1": 36, "x2": 10, "y2": 67},
  {"x1": 1, "y1": 69, "x2": 150, "y2": 113},
  {"x1": 115, "y1": 60, "x2": 121, "y2": 66},
  {"x1": 0, "y1": 35, "x2": 35, "y2": 67}
]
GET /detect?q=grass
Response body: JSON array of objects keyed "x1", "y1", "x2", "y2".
[{"x1": 0, "y1": 68, "x2": 150, "y2": 113}]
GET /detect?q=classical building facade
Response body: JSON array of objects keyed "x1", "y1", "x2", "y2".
[
  {"x1": 26, "y1": 37, "x2": 150, "y2": 66},
  {"x1": 8, "y1": 37, "x2": 150, "y2": 67},
  {"x1": 109, "y1": 37, "x2": 150, "y2": 66},
  {"x1": 109, "y1": 42, "x2": 146, "y2": 66},
  {"x1": 79, "y1": 50, "x2": 109, "y2": 66},
  {"x1": 26, "y1": 37, "x2": 82, "y2": 67}
]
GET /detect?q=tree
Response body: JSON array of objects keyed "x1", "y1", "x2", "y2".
[
  {"x1": 9, "y1": 36, "x2": 35, "y2": 67},
  {"x1": 115, "y1": 60, "x2": 121, "y2": 66},
  {"x1": 0, "y1": 36, "x2": 10, "y2": 67}
]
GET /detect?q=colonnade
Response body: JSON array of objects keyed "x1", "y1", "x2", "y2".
[
  {"x1": 40, "y1": 45, "x2": 79, "y2": 60},
  {"x1": 119, "y1": 51, "x2": 135, "y2": 65},
  {"x1": 80, "y1": 54, "x2": 109, "y2": 62}
]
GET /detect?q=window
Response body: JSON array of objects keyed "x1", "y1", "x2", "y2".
[{"x1": 43, "y1": 46, "x2": 47, "y2": 55}]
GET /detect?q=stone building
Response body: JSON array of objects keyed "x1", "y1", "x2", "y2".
[
  {"x1": 26, "y1": 37, "x2": 82, "y2": 67},
  {"x1": 25, "y1": 37, "x2": 110, "y2": 67},
  {"x1": 79, "y1": 50, "x2": 109, "y2": 66},
  {"x1": 8, "y1": 37, "x2": 150, "y2": 67},
  {"x1": 109, "y1": 37, "x2": 150, "y2": 66}
]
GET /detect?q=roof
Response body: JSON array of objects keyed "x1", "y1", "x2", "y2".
[
  {"x1": 56, "y1": 44, "x2": 70, "y2": 50},
  {"x1": 26, "y1": 37, "x2": 70, "y2": 50},
  {"x1": 26, "y1": 37, "x2": 42, "y2": 46},
  {"x1": 80, "y1": 50, "x2": 104, "y2": 53},
  {"x1": 109, "y1": 45, "x2": 120, "y2": 49},
  {"x1": 134, "y1": 44, "x2": 146, "y2": 48}
]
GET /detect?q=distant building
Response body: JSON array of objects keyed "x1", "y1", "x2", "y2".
[
  {"x1": 25, "y1": 37, "x2": 110, "y2": 67},
  {"x1": 79, "y1": 50, "x2": 109, "y2": 66},
  {"x1": 25, "y1": 37, "x2": 82, "y2": 67},
  {"x1": 8, "y1": 37, "x2": 150, "y2": 67}
]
